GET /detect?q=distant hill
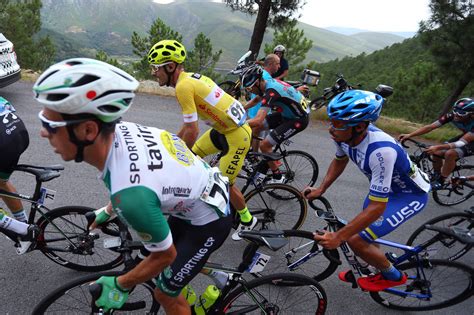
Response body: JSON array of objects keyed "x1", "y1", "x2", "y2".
[
  {"x1": 40, "y1": 0, "x2": 405, "y2": 68},
  {"x1": 326, "y1": 26, "x2": 416, "y2": 38}
]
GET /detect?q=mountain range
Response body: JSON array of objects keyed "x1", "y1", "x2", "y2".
[{"x1": 40, "y1": 0, "x2": 407, "y2": 68}]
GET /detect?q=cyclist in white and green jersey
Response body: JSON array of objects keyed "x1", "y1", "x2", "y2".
[{"x1": 34, "y1": 58, "x2": 232, "y2": 315}]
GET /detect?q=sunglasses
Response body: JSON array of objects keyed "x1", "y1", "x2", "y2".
[
  {"x1": 329, "y1": 121, "x2": 351, "y2": 131},
  {"x1": 453, "y1": 109, "x2": 470, "y2": 117},
  {"x1": 150, "y1": 62, "x2": 172, "y2": 72},
  {"x1": 38, "y1": 110, "x2": 88, "y2": 134}
]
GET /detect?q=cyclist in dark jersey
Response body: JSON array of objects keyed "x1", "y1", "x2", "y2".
[
  {"x1": 243, "y1": 64, "x2": 310, "y2": 182},
  {"x1": 399, "y1": 97, "x2": 473, "y2": 188},
  {"x1": 0, "y1": 96, "x2": 38, "y2": 255}
]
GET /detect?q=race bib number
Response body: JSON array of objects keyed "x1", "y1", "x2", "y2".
[
  {"x1": 247, "y1": 251, "x2": 271, "y2": 273},
  {"x1": 226, "y1": 101, "x2": 247, "y2": 126},
  {"x1": 200, "y1": 167, "x2": 230, "y2": 215}
]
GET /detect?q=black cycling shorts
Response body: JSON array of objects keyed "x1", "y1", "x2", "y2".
[
  {"x1": 265, "y1": 112, "x2": 309, "y2": 146},
  {"x1": 155, "y1": 215, "x2": 232, "y2": 296},
  {"x1": 447, "y1": 134, "x2": 474, "y2": 158},
  {"x1": 0, "y1": 113, "x2": 29, "y2": 180}
]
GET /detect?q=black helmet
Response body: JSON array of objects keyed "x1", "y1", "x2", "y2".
[{"x1": 240, "y1": 64, "x2": 263, "y2": 88}]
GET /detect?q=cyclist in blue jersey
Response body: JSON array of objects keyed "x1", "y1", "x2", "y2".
[
  {"x1": 304, "y1": 90, "x2": 431, "y2": 292},
  {"x1": 34, "y1": 58, "x2": 232, "y2": 315},
  {"x1": 242, "y1": 64, "x2": 310, "y2": 183},
  {"x1": 399, "y1": 97, "x2": 473, "y2": 188}
]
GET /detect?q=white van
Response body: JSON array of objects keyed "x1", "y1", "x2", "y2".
[{"x1": 0, "y1": 33, "x2": 21, "y2": 88}]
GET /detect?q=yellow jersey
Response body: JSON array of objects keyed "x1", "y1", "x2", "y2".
[{"x1": 175, "y1": 72, "x2": 247, "y2": 134}]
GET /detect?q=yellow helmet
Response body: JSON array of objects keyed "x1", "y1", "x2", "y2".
[{"x1": 148, "y1": 40, "x2": 186, "y2": 65}]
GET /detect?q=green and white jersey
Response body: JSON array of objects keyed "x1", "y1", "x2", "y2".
[{"x1": 102, "y1": 122, "x2": 229, "y2": 252}]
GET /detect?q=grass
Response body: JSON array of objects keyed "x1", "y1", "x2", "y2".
[{"x1": 310, "y1": 107, "x2": 459, "y2": 144}]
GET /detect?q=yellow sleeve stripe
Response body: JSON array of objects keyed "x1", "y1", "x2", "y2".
[
  {"x1": 335, "y1": 155, "x2": 348, "y2": 160},
  {"x1": 364, "y1": 227, "x2": 378, "y2": 240},
  {"x1": 368, "y1": 195, "x2": 388, "y2": 202}
]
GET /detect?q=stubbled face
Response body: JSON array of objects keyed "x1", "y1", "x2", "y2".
[{"x1": 39, "y1": 108, "x2": 78, "y2": 161}]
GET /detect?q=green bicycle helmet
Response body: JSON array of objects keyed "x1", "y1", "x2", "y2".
[{"x1": 148, "y1": 40, "x2": 186, "y2": 66}]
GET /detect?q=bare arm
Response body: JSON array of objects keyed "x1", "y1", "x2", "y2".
[
  {"x1": 177, "y1": 121, "x2": 200, "y2": 149},
  {"x1": 247, "y1": 108, "x2": 267, "y2": 128},
  {"x1": 244, "y1": 95, "x2": 262, "y2": 110},
  {"x1": 304, "y1": 157, "x2": 349, "y2": 199},
  {"x1": 117, "y1": 246, "x2": 177, "y2": 289},
  {"x1": 399, "y1": 123, "x2": 438, "y2": 141}
]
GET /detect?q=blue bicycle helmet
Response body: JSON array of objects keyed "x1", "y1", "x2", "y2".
[
  {"x1": 327, "y1": 90, "x2": 384, "y2": 126},
  {"x1": 453, "y1": 97, "x2": 473, "y2": 115}
]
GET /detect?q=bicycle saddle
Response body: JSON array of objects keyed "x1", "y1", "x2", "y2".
[{"x1": 15, "y1": 164, "x2": 64, "y2": 182}]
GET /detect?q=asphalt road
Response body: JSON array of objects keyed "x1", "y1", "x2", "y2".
[{"x1": 0, "y1": 81, "x2": 472, "y2": 314}]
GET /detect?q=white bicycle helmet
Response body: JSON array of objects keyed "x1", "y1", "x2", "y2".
[
  {"x1": 274, "y1": 45, "x2": 286, "y2": 53},
  {"x1": 33, "y1": 58, "x2": 139, "y2": 122}
]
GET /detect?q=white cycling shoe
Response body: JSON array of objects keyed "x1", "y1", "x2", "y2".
[{"x1": 231, "y1": 217, "x2": 258, "y2": 241}]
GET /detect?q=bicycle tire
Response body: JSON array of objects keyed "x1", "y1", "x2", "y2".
[
  {"x1": 218, "y1": 80, "x2": 240, "y2": 99},
  {"x1": 276, "y1": 150, "x2": 319, "y2": 193},
  {"x1": 221, "y1": 273, "x2": 327, "y2": 315},
  {"x1": 36, "y1": 206, "x2": 128, "y2": 272},
  {"x1": 252, "y1": 229, "x2": 340, "y2": 282},
  {"x1": 406, "y1": 212, "x2": 473, "y2": 261},
  {"x1": 432, "y1": 164, "x2": 474, "y2": 206},
  {"x1": 369, "y1": 259, "x2": 474, "y2": 311},
  {"x1": 32, "y1": 270, "x2": 160, "y2": 314},
  {"x1": 242, "y1": 183, "x2": 307, "y2": 231},
  {"x1": 309, "y1": 97, "x2": 327, "y2": 111}
]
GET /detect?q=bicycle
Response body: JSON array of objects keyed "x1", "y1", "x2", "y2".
[
  {"x1": 0, "y1": 163, "x2": 126, "y2": 272},
  {"x1": 310, "y1": 73, "x2": 393, "y2": 111},
  {"x1": 33, "y1": 218, "x2": 328, "y2": 314},
  {"x1": 401, "y1": 138, "x2": 474, "y2": 206},
  {"x1": 407, "y1": 205, "x2": 473, "y2": 262},
  {"x1": 251, "y1": 196, "x2": 474, "y2": 311},
  {"x1": 208, "y1": 138, "x2": 318, "y2": 195}
]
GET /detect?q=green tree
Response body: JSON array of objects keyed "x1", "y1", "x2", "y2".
[
  {"x1": 130, "y1": 18, "x2": 183, "y2": 79},
  {"x1": 419, "y1": 0, "x2": 474, "y2": 114},
  {"x1": 0, "y1": 0, "x2": 55, "y2": 70},
  {"x1": 186, "y1": 33, "x2": 223, "y2": 81},
  {"x1": 95, "y1": 50, "x2": 131, "y2": 72},
  {"x1": 223, "y1": 0, "x2": 306, "y2": 57},
  {"x1": 263, "y1": 20, "x2": 313, "y2": 79}
]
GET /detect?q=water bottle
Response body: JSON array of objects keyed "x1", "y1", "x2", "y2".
[
  {"x1": 181, "y1": 285, "x2": 197, "y2": 306},
  {"x1": 194, "y1": 285, "x2": 220, "y2": 315}
]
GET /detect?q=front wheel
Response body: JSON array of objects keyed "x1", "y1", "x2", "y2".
[
  {"x1": 406, "y1": 212, "x2": 473, "y2": 261},
  {"x1": 36, "y1": 206, "x2": 127, "y2": 272},
  {"x1": 369, "y1": 259, "x2": 474, "y2": 311},
  {"x1": 221, "y1": 273, "x2": 327, "y2": 315},
  {"x1": 32, "y1": 270, "x2": 160, "y2": 314},
  {"x1": 243, "y1": 184, "x2": 307, "y2": 231},
  {"x1": 432, "y1": 164, "x2": 474, "y2": 206},
  {"x1": 218, "y1": 80, "x2": 240, "y2": 99}
]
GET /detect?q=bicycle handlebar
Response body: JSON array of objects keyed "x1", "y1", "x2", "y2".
[{"x1": 400, "y1": 138, "x2": 429, "y2": 149}]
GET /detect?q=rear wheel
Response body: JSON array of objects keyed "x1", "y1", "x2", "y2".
[
  {"x1": 242, "y1": 184, "x2": 307, "y2": 231},
  {"x1": 36, "y1": 206, "x2": 127, "y2": 272},
  {"x1": 406, "y1": 211, "x2": 473, "y2": 261},
  {"x1": 277, "y1": 150, "x2": 318, "y2": 193},
  {"x1": 310, "y1": 97, "x2": 326, "y2": 111},
  {"x1": 221, "y1": 273, "x2": 327, "y2": 315},
  {"x1": 432, "y1": 164, "x2": 474, "y2": 206},
  {"x1": 370, "y1": 259, "x2": 474, "y2": 311}
]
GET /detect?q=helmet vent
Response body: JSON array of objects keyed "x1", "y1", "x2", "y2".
[
  {"x1": 94, "y1": 90, "x2": 131, "y2": 100},
  {"x1": 353, "y1": 103, "x2": 368, "y2": 110},
  {"x1": 46, "y1": 93, "x2": 69, "y2": 101},
  {"x1": 71, "y1": 75, "x2": 100, "y2": 87},
  {"x1": 111, "y1": 70, "x2": 133, "y2": 82},
  {"x1": 66, "y1": 61, "x2": 83, "y2": 66},
  {"x1": 36, "y1": 70, "x2": 59, "y2": 86},
  {"x1": 98, "y1": 105, "x2": 121, "y2": 113},
  {"x1": 165, "y1": 45, "x2": 177, "y2": 51}
]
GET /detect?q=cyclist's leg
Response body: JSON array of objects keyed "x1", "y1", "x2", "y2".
[
  {"x1": 261, "y1": 115, "x2": 309, "y2": 174},
  {"x1": 154, "y1": 215, "x2": 232, "y2": 313},
  {"x1": 192, "y1": 129, "x2": 221, "y2": 160},
  {"x1": 349, "y1": 192, "x2": 428, "y2": 289},
  {"x1": 441, "y1": 149, "x2": 460, "y2": 178}
]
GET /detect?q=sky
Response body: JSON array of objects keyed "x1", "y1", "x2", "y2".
[
  {"x1": 296, "y1": 0, "x2": 431, "y2": 32},
  {"x1": 153, "y1": 0, "x2": 432, "y2": 33}
]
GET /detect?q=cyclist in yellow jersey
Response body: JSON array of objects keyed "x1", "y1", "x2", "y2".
[{"x1": 148, "y1": 40, "x2": 256, "y2": 240}]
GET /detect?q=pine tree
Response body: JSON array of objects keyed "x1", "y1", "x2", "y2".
[{"x1": 186, "y1": 33, "x2": 223, "y2": 81}]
